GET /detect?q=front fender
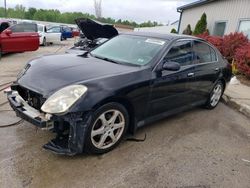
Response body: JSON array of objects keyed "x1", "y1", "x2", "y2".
[
  {"x1": 69, "y1": 82, "x2": 125, "y2": 113},
  {"x1": 67, "y1": 68, "x2": 152, "y2": 122}
]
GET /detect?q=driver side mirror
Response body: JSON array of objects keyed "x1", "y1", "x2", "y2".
[
  {"x1": 4, "y1": 29, "x2": 12, "y2": 35},
  {"x1": 162, "y1": 61, "x2": 181, "y2": 71}
]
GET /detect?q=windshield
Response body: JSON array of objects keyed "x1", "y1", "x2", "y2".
[{"x1": 91, "y1": 35, "x2": 166, "y2": 66}]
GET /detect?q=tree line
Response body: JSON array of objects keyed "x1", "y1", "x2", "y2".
[{"x1": 0, "y1": 5, "x2": 163, "y2": 27}]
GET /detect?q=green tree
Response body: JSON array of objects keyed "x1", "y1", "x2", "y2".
[
  {"x1": 14, "y1": 5, "x2": 25, "y2": 18},
  {"x1": 205, "y1": 28, "x2": 210, "y2": 35},
  {"x1": 170, "y1": 28, "x2": 177, "y2": 34},
  {"x1": 33, "y1": 9, "x2": 46, "y2": 21},
  {"x1": 0, "y1": 7, "x2": 5, "y2": 17},
  {"x1": 7, "y1": 5, "x2": 25, "y2": 18},
  {"x1": 25, "y1": 7, "x2": 37, "y2": 19},
  {"x1": 0, "y1": 4, "x2": 163, "y2": 27},
  {"x1": 116, "y1": 19, "x2": 122, "y2": 24},
  {"x1": 193, "y1": 13, "x2": 207, "y2": 35},
  {"x1": 182, "y1": 24, "x2": 192, "y2": 35}
]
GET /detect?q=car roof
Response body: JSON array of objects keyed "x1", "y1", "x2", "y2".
[
  {"x1": 0, "y1": 20, "x2": 9, "y2": 24},
  {"x1": 123, "y1": 31, "x2": 200, "y2": 41}
]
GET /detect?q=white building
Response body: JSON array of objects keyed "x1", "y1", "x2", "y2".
[
  {"x1": 177, "y1": 0, "x2": 250, "y2": 38},
  {"x1": 134, "y1": 21, "x2": 179, "y2": 34}
]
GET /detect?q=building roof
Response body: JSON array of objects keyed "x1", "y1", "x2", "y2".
[
  {"x1": 134, "y1": 25, "x2": 177, "y2": 34},
  {"x1": 171, "y1": 20, "x2": 179, "y2": 25},
  {"x1": 177, "y1": 0, "x2": 217, "y2": 12}
]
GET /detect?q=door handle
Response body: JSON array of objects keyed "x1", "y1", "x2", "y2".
[
  {"x1": 187, "y1": 72, "x2": 195, "y2": 77},
  {"x1": 214, "y1": 67, "x2": 220, "y2": 71}
]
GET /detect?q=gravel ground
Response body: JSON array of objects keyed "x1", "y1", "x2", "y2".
[{"x1": 0, "y1": 39, "x2": 250, "y2": 188}]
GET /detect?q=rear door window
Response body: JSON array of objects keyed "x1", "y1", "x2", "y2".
[
  {"x1": 164, "y1": 40, "x2": 193, "y2": 66},
  {"x1": 63, "y1": 27, "x2": 71, "y2": 32},
  {"x1": 47, "y1": 27, "x2": 61, "y2": 33},
  {"x1": 210, "y1": 47, "x2": 217, "y2": 62},
  {"x1": 10, "y1": 23, "x2": 37, "y2": 33},
  {"x1": 193, "y1": 40, "x2": 217, "y2": 63}
]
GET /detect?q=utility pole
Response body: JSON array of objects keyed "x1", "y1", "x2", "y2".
[
  {"x1": 94, "y1": 0, "x2": 102, "y2": 19},
  {"x1": 4, "y1": 0, "x2": 7, "y2": 18}
]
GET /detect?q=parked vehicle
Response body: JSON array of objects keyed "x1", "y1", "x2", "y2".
[
  {"x1": 47, "y1": 25, "x2": 72, "y2": 40},
  {"x1": 38, "y1": 24, "x2": 61, "y2": 46},
  {"x1": 0, "y1": 22, "x2": 39, "y2": 54},
  {"x1": 2, "y1": 19, "x2": 17, "y2": 26},
  {"x1": 70, "y1": 27, "x2": 80, "y2": 37},
  {"x1": 66, "y1": 18, "x2": 118, "y2": 54},
  {"x1": 0, "y1": 20, "x2": 10, "y2": 33},
  {"x1": 7, "y1": 32, "x2": 232, "y2": 155}
]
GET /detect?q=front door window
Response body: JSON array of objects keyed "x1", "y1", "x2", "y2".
[{"x1": 164, "y1": 40, "x2": 193, "y2": 66}]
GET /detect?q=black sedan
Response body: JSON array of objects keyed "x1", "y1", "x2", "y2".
[{"x1": 7, "y1": 32, "x2": 232, "y2": 155}]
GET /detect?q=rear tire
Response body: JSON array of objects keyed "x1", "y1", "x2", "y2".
[
  {"x1": 84, "y1": 102, "x2": 129, "y2": 154},
  {"x1": 42, "y1": 37, "x2": 46, "y2": 46},
  {"x1": 206, "y1": 81, "x2": 224, "y2": 109}
]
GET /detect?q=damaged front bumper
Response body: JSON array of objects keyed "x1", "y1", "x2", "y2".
[
  {"x1": 7, "y1": 89, "x2": 92, "y2": 156},
  {"x1": 7, "y1": 90, "x2": 53, "y2": 129}
]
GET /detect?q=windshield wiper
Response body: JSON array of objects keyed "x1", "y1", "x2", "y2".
[
  {"x1": 90, "y1": 53, "x2": 140, "y2": 67},
  {"x1": 90, "y1": 54, "x2": 122, "y2": 64}
]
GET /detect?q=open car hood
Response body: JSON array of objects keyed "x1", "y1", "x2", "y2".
[{"x1": 75, "y1": 18, "x2": 118, "y2": 40}]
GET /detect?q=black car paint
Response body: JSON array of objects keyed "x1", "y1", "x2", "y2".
[
  {"x1": 8, "y1": 33, "x2": 232, "y2": 155},
  {"x1": 17, "y1": 54, "x2": 141, "y2": 97},
  {"x1": 75, "y1": 18, "x2": 118, "y2": 40}
]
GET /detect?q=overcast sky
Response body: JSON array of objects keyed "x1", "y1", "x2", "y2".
[{"x1": 3, "y1": 0, "x2": 196, "y2": 24}]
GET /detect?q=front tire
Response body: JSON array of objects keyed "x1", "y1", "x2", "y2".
[
  {"x1": 206, "y1": 81, "x2": 224, "y2": 109},
  {"x1": 85, "y1": 102, "x2": 129, "y2": 154}
]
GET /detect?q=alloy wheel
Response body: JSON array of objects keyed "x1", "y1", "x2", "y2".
[
  {"x1": 91, "y1": 109, "x2": 125, "y2": 149},
  {"x1": 210, "y1": 83, "x2": 222, "y2": 107}
]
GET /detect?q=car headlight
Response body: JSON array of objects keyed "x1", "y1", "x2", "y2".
[{"x1": 41, "y1": 85, "x2": 87, "y2": 114}]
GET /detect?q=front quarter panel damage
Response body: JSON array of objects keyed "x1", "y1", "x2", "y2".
[{"x1": 43, "y1": 112, "x2": 93, "y2": 155}]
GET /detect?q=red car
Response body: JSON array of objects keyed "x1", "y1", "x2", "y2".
[
  {"x1": 0, "y1": 21, "x2": 39, "y2": 54},
  {"x1": 70, "y1": 27, "x2": 80, "y2": 37}
]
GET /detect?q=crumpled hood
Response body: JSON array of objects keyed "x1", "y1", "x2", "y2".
[
  {"x1": 17, "y1": 54, "x2": 137, "y2": 97},
  {"x1": 75, "y1": 18, "x2": 118, "y2": 40}
]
